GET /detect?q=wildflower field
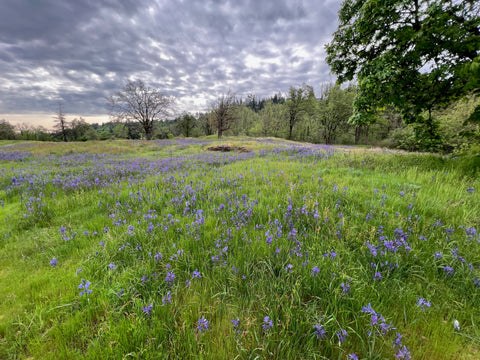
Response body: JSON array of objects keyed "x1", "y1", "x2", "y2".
[{"x1": 0, "y1": 138, "x2": 479, "y2": 359}]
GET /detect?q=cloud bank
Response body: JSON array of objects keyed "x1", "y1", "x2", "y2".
[{"x1": 0, "y1": 0, "x2": 341, "y2": 121}]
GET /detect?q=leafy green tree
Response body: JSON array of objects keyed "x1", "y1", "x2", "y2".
[
  {"x1": 113, "y1": 123, "x2": 129, "y2": 139},
  {"x1": 0, "y1": 119, "x2": 16, "y2": 140},
  {"x1": 177, "y1": 113, "x2": 197, "y2": 137},
  {"x1": 197, "y1": 113, "x2": 214, "y2": 136},
  {"x1": 285, "y1": 84, "x2": 315, "y2": 140},
  {"x1": 71, "y1": 118, "x2": 97, "y2": 141},
  {"x1": 326, "y1": 0, "x2": 480, "y2": 150},
  {"x1": 256, "y1": 101, "x2": 287, "y2": 137},
  {"x1": 316, "y1": 85, "x2": 356, "y2": 144}
]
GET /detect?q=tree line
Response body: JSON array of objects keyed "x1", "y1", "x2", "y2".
[{"x1": 1, "y1": 80, "x2": 477, "y2": 155}]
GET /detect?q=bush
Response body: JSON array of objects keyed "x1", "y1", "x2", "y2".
[{"x1": 387, "y1": 126, "x2": 419, "y2": 151}]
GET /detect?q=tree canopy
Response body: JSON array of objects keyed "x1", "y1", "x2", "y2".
[
  {"x1": 326, "y1": 0, "x2": 480, "y2": 138},
  {"x1": 108, "y1": 80, "x2": 175, "y2": 140}
]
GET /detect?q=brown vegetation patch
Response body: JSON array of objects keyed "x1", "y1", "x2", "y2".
[{"x1": 206, "y1": 144, "x2": 250, "y2": 153}]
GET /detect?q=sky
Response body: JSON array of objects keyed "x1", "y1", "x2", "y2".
[{"x1": 0, "y1": 0, "x2": 342, "y2": 129}]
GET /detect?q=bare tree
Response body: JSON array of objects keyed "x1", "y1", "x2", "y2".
[
  {"x1": 211, "y1": 92, "x2": 238, "y2": 139},
  {"x1": 108, "y1": 80, "x2": 175, "y2": 140},
  {"x1": 53, "y1": 103, "x2": 68, "y2": 142}
]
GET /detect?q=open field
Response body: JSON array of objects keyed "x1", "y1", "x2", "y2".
[{"x1": 0, "y1": 138, "x2": 479, "y2": 359}]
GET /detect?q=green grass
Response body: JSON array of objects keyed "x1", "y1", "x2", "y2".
[{"x1": 0, "y1": 138, "x2": 479, "y2": 359}]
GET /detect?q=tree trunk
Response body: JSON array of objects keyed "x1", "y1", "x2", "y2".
[{"x1": 355, "y1": 126, "x2": 361, "y2": 145}]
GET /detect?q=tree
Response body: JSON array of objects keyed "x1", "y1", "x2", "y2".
[
  {"x1": 0, "y1": 119, "x2": 16, "y2": 140},
  {"x1": 211, "y1": 92, "x2": 238, "y2": 139},
  {"x1": 53, "y1": 103, "x2": 68, "y2": 142},
  {"x1": 285, "y1": 84, "x2": 315, "y2": 140},
  {"x1": 177, "y1": 113, "x2": 197, "y2": 137},
  {"x1": 256, "y1": 101, "x2": 287, "y2": 137},
  {"x1": 326, "y1": 0, "x2": 480, "y2": 150},
  {"x1": 197, "y1": 113, "x2": 214, "y2": 136},
  {"x1": 316, "y1": 85, "x2": 356, "y2": 144},
  {"x1": 108, "y1": 80, "x2": 175, "y2": 140},
  {"x1": 113, "y1": 123, "x2": 129, "y2": 139},
  {"x1": 71, "y1": 118, "x2": 97, "y2": 141}
]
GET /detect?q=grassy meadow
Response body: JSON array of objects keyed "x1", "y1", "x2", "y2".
[{"x1": 0, "y1": 138, "x2": 479, "y2": 359}]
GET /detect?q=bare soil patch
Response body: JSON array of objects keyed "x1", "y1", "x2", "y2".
[{"x1": 206, "y1": 144, "x2": 250, "y2": 153}]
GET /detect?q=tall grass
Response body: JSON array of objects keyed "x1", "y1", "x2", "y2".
[{"x1": 0, "y1": 138, "x2": 479, "y2": 359}]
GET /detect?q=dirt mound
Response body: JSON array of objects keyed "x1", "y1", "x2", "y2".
[{"x1": 206, "y1": 144, "x2": 250, "y2": 153}]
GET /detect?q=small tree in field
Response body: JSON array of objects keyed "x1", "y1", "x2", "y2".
[
  {"x1": 211, "y1": 92, "x2": 238, "y2": 139},
  {"x1": 53, "y1": 103, "x2": 68, "y2": 142},
  {"x1": 108, "y1": 80, "x2": 175, "y2": 140}
]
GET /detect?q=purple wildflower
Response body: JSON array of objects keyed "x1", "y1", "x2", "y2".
[
  {"x1": 197, "y1": 316, "x2": 209, "y2": 332},
  {"x1": 443, "y1": 266, "x2": 455, "y2": 276},
  {"x1": 341, "y1": 282, "x2": 350, "y2": 294},
  {"x1": 78, "y1": 279, "x2": 92, "y2": 296},
  {"x1": 108, "y1": 263, "x2": 116, "y2": 270},
  {"x1": 416, "y1": 298, "x2": 431, "y2": 310},
  {"x1": 142, "y1": 303, "x2": 153, "y2": 315},
  {"x1": 231, "y1": 318, "x2": 241, "y2": 332},
  {"x1": 263, "y1": 316, "x2": 273, "y2": 331},
  {"x1": 393, "y1": 332, "x2": 403, "y2": 348},
  {"x1": 313, "y1": 324, "x2": 326, "y2": 339},
  {"x1": 395, "y1": 345, "x2": 411, "y2": 359},
  {"x1": 165, "y1": 271, "x2": 175, "y2": 284},
  {"x1": 311, "y1": 266, "x2": 320, "y2": 276},
  {"x1": 162, "y1": 291, "x2": 172, "y2": 305},
  {"x1": 336, "y1": 328, "x2": 347, "y2": 344},
  {"x1": 50, "y1": 257, "x2": 58, "y2": 267}
]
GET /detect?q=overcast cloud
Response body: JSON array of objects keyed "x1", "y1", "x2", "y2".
[{"x1": 0, "y1": 0, "x2": 341, "y2": 124}]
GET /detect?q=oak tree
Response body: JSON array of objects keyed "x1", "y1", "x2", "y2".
[
  {"x1": 108, "y1": 80, "x2": 175, "y2": 140},
  {"x1": 326, "y1": 0, "x2": 480, "y2": 149}
]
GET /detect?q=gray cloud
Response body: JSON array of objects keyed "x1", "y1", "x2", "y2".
[{"x1": 0, "y1": 0, "x2": 342, "y2": 118}]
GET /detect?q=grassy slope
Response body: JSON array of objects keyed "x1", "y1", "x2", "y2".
[{"x1": 0, "y1": 138, "x2": 479, "y2": 359}]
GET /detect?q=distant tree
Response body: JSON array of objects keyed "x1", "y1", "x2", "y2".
[
  {"x1": 316, "y1": 85, "x2": 356, "y2": 144},
  {"x1": 256, "y1": 101, "x2": 287, "y2": 137},
  {"x1": 285, "y1": 84, "x2": 315, "y2": 140},
  {"x1": 271, "y1": 92, "x2": 286, "y2": 105},
  {"x1": 108, "y1": 80, "x2": 175, "y2": 140},
  {"x1": 197, "y1": 113, "x2": 214, "y2": 136},
  {"x1": 0, "y1": 119, "x2": 16, "y2": 140},
  {"x1": 53, "y1": 103, "x2": 68, "y2": 142},
  {"x1": 211, "y1": 92, "x2": 238, "y2": 139},
  {"x1": 326, "y1": 0, "x2": 480, "y2": 150},
  {"x1": 126, "y1": 121, "x2": 143, "y2": 139},
  {"x1": 70, "y1": 118, "x2": 97, "y2": 141},
  {"x1": 113, "y1": 123, "x2": 129, "y2": 139},
  {"x1": 177, "y1": 113, "x2": 197, "y2": 137}
]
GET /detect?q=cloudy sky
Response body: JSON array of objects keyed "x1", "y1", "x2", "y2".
[{"x1": 0, "y1": 0, "x2": 342, "y2": 127}]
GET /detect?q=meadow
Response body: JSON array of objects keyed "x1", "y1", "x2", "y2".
[{"x1": 0, "y1": 138, "x2": 479, "y2": 359}]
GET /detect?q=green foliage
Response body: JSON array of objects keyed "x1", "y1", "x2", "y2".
[
  {"x1": 1, "y1": 139, "x2": 480, "y2": 359},
  {"x1": 326, "y1": 0, "x2": 480, "y2": 132},
  {"x1": 176, "y1": 113, "x2": 197, "y2": 137},
  {"x1": 0, "y1": 119, "x2": 16, "y2": 140},
  {"x1": 285, "y1": 84, "x2": 316, "y2": 140},
  {"x1": 387, "y1": 126, "x2": 418, "y2": 152},
  {"x1": 315, "y1": 85, "x2": 356, "y2": 144}
]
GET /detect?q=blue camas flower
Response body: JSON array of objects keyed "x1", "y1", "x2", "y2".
[{"x1": 78, "y1": 279, "x2": 92, "y2": 296}]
